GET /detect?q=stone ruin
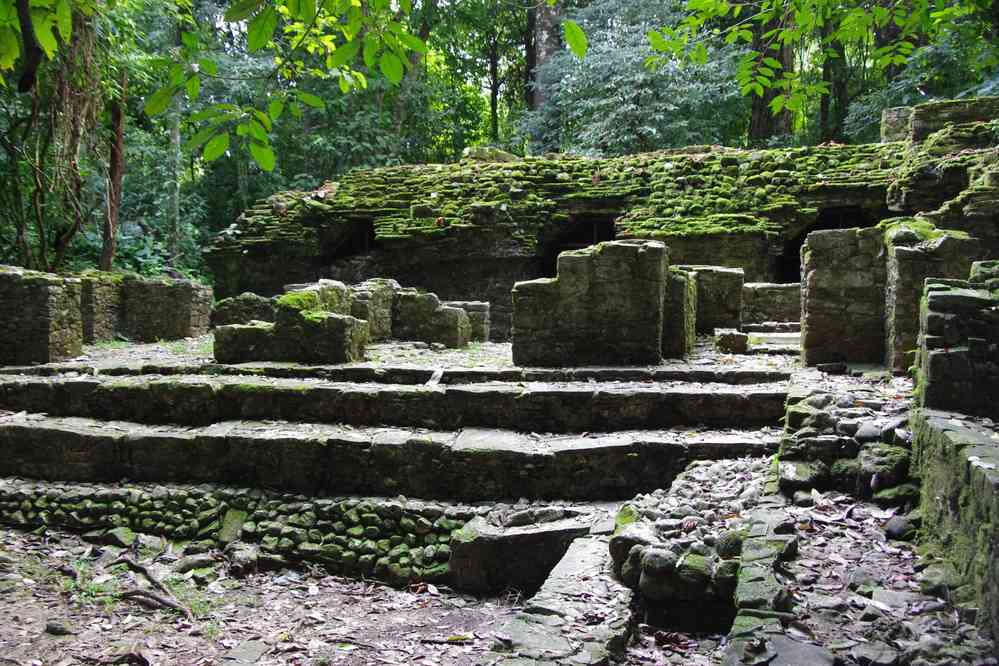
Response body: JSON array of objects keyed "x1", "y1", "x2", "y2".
[
  {"x1": 213, "y1": 278, "x2": 491, "y2": 364},
  {"x1": 0, "y1": 97, "x2": 997, "y2": 665},
  {"x1": 0, "y1": 266, "x2": 212, "y2": 364}
]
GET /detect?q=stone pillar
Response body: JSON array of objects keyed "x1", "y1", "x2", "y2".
[
  {"x1": 662, "y1": 267, "x2": 697, "y2": 358},
  {"x1": 512, "y1": 240, "x2": 668, "y2": 366},
  {"x1": 0, "y1": 266, "x2": 82, "y2": 364},
  {"x1": 80, "y1": 273, "x2": 123, "y2": 343},
  {"x1": 350, "y1": 278, "x2": 400, "y2": 341},
  {"x1": 880, "y1": 106, "x2": 912, "y2": 143},
  {"x1": 674, "y1": 265, "x2": 744, "y2": 334},
  {"x1": 800, "y1": 228, "x2": 886, "y2": 365},
  {"x1": 884, "y1": 222, "x2": 982, "y2": 373}
]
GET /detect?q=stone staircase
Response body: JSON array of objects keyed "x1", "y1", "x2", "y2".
[{"x1": 0, "y1": 352, "x2": 790, "y2": 664}]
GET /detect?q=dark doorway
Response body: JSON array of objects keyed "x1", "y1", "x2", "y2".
[
  {"x1": 539, "y1": 214, "x2": 617, "y2": 277},
  {"x1": 320, "y1": 220, "x2": 378, "y2": 264},
  {"x1": 776, "y1": 206, "x2": 883, "y2": 282}
]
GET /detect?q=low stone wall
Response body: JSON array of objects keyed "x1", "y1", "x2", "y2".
[
  {"x1": 0, "y1": 477, "x2": 472, "y2": 588},
  {"x1": 741, "y1": 282, "x2": 800, "y2": 324},
  {"x1": 884, "y1": 222, "x2": 982, "y2": 373},
  {"x1": 674, "y1": 265, "x2": 744, "y2": 334},
  {"x1": 916, "y1": 263, "x2": 999, "y2": 416},
  {"x1": 801, "y1": 228, "x2": 886, "y2": 365},
  {"x1": 0, "y1": 266, "x2": 82, "y2": 364},
  {"x1": 512, "y1": 240, "x2": 667, "y2": 366},
  {"x1": 122, "y1": 276, "x2": 212, "y2": 342},
  {"x1": 80, "y1": 273, "x2": 123, "y2": 343},
  {"x1": 444, "y1": 301, "x2": 490, "y2": 342},
  {"x1": 215, "y1": 281, "x2": 369, "y2": 364},
  {"x1": 909, "y1": 97, "x2": 999, "y2": 142},
  {"x1": 912, "y1": 410, "x2": 999, "y2": 638},
  {"x1": 211, "y1": 292, "x2": 276, "y2": 328},
  {"x1": 393, "y1": 290, "x2": 470, "y2": 348},
  {"x1": 662, "y1": 268, "x2": 697, "y2": 358},
  {"x1": 659, "y1": 231, "x2": 777, "y2": 282}
]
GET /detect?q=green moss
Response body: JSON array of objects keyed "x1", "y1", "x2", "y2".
[
  {"x1": 880, "y1": 217, "x2": 971, "y2": 243},
  {"x1": 276, "y1": 290, "x2": 322, "y2": 313}
]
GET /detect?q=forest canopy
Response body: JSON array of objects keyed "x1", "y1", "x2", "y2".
[{"x1": 0, "y1": 0, "x2": 996, "y2": 278}]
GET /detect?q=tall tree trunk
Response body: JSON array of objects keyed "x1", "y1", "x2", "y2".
[
  {"x1": 489, "y1": 39, "x2": 500, "y2": 143},
  {"x1": 102, "y1": 75, "x2": 126, "y2": 271},
  {"x1": 533, "y1": 1, "x2": 560, "y2": 108},
  {"x1": 525, "y1": 4, "x2": 537, "y2": 109},
  {"x1": 167, "y1": 109, "x2": 181, "y2": 262},
  {"x1": 748, "y1": 18, "x2": 793, "y2": 143}
]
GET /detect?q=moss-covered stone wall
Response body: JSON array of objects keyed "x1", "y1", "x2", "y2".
[
  {"x1": 0, "y1": 477, "x2": 473, "y2": 587},
  {"x1": 0, "y1": 266, "x2": 82, "y2": 364}
]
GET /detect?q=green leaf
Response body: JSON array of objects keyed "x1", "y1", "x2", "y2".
[
  {"x1": 55, "y1": 0, "x2": 72, "y2": 42},
  {"x1": 330, "y1": 39, "x2": 360, "y2": 68},
  {"x1": 647, "y1": 29, "x2": 668, "y2": 52},
  {"x1": 186, "y1": 76, "x2": 200, "y2": 101},
  {"x1": 144, "y1": 86, "x2": 176, "y2": 116},
  {"x1": 379, "y1": 51, "x2": 403, "y2": 84},
  {"x1": 30, "y1": 10, "x2": 57, "y2": 58},
  {"x1": 397, "y1": 31, "x2": 427, "y2": 53},
  {"x1": 224, "y1": 0, "x2": 264, "y2": 22},
  {"x1": 247, "y1": 7, "x2": 278, "y2": 51},
  {"x1": 296, "y1": 91, "x2": 326, "y2": 109},
  {"x1": 184, "y1": 125, "x2": 216, "y2": 151},
  {"x1": 251, "y1": 109, "x2": 272, "y2": 132},
  {"x1": 362, "y1": 33, "x2": 380, "y2": 69},
  {"x1": 199, "y1": 58, "x2": 218, "y2": 76},
  {"x1": 268, "y1": 99, "x2": 285, "y2": 121},
  {"x1": 250, "y1": 141, "x2": 276, "y2": 172},
  {"x1": 563, "y1": 19, "x2": 587, "y2": 60},
  {"x1": 191, "y1": 106, "x2": 226, "y2": 122},
  {"x1": 181, "y1": 31, "x2": 198, "y2": 50},
  {"x1": 203, "y1": 132, "x2": 230, "y2": 161}
]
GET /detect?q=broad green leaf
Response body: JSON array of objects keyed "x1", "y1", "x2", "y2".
[
  {"x1": 296, "y1": 91, "x2": 325, "y2": 109},
  {"x1": 268, "y1": 99, "x2": 284, "y2": 121},
  {"x1": 379, "y1": 51, "x2": 403, "y2": 84},
  {"x1": 251, "y1": 109, "x2": 272, "y2": 131},
  {"x1": 184, "y1": 125, "x2": 216, "y2": 151},
  {"x1": 397, "y1": 31, "x2": 427, "y2": 53},
  {"x1": 647, "y1": 29, "x2": 668, "y2": 52},
  {"x1": 55, "y1": 0, "x2": 72, "y2": 42},
  {"x1": 144, "y1": 86, "x2": 176, "y2": 116},
  {"x1": 30, "y1": 10, "x2": 57, "y2": 58},
  {"x1": 181, "y1": 31, "x2": 198, "y2": 50},
  {"x1": 224, "y1": 0, "x2": 264, "y2": 22},
  {"x1": 362, "y1": 33, "x2": 380, "y2": 69},
  {"x1": 203, "y1": 132, "x2": 230, "y2": 161},
  {"x1": 186, "y1": 76, "x2": 200, "y2": 101},
  {"x1": 199, "y1": 58, "x2": 218, "y2": 76},
  {"x1": 247, "y1": 7, "x2": 278, "y2": 51},
  {"x1": 191, "y1": 107, "x2": 226, "y2": 122},
  {"x1": 250, "y1": 141, "x2": 276, "y2": 172},
  {"x1": 563, "y1": 19, "x2": 587, "y2": 60},
  {"x1": 329, "y1": 39, "x2": 360, "y2": 68}
]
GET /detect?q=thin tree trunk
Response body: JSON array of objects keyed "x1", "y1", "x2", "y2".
[
  {"x1": 533, "y1": 1, "x2": 560, "y2": 108},
  {"x1": 102, "y1": 75, "x2": 126, "y2": 271},
  {"x1": 168, "y1": 109, "x2": 181, "y2": 262},
  {"x1": 489, "y1": 39, "x2": 500, "y2": 143},
  {"x1": 525, "y1": 4, "x2": 537, "y2": 109}
]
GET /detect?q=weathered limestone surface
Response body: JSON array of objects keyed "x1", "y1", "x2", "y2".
[
  {"x1": 443, "y1": 301, "x2": 490, "y2": 342},
  {"x1": 800, "y1": 228, "x2": 886, "y2": 365},
  {"x1": 211, "y1": 292, "x2": 276, "y2": 328},
  {"x1": 884, "y1": 222, "x2": 982, "y2": 373},
  {"x1": 79, "y1": 273, "x2": 123, "y2": 343},
  {"x1": 716, "y1": 329, "x2": 749, "y2": 354},
  {"x1": 675, "y1": 265, "x2": 744, "y2": 334},
  {"x1": 742, "y1": 283, "x2": 800, "y2": 324},
  {"x1": 909, "y1": 97, "x2": 999, "y2": 142},
  {"x1": 0, "y1": 477, "x2": 471, "y2": 588},
  {"x1": 512, "y1": 240, "x2": 667, "y2": 366},
  {"x1": 916, "y1": 266, "x2": 999, "y2": 417},
  {"x1": 122, "y1": 276, "x2": 212, "y2": 342},
  {"x1": 662, "y1": 267, "x2": 697, "y2": 359},
  {"x1": 912, "y1": 409, "x2": 999, "y2": 639},
  {"x1": 393, "y1": 289, "x2": 470, "y2": 348},
  {"x1": 881, "y1": 106, "x2": 913, "y2": 143},
  {"x1": 0, "y1": 266, "x2": 82, "y2": 365},
  {"x1": 350, "y1": 278, "x2": 399, "y2": 341}
]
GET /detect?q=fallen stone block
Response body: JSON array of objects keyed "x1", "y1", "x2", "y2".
[
  {"x1": 716, "y1": 329, "x2": 749, "y2": 354},
  {"x1": 211, "y1": 292, "x2": 276, "y2": 327},
  {"x1": 444, "y1": 300, "x2": 491, "y2": 342}
]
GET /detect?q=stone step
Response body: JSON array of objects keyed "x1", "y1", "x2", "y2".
[
  {"x1": 742, "y1": 322, "x2": 800, "y2": 333},
  {"x1": 0, "y1": 361, "x2": 792, "y2": 386},
  {"x1": 0, "y1": 413, "x2": 778, "y2": 501},
  {"x1": 0, "y1": 374, "x2": 788, "y2": 432}
]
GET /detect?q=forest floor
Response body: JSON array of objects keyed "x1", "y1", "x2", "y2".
[{"x1": 0, "y1": 527, "x2": 515, "y2": 666}]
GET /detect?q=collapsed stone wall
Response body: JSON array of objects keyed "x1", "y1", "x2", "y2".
[
  {"x1": 916, "y1": 262, "x2": 999, "y2": 417},
  {"x1": 741, "y1": 282, "x2": 800, "y2": 324},
  {"x1": 0, "y1": 266, "x2": 82, "y2": 364},
  {"x1": 0, "y1": 478, "x2": 471, "y2": 588},
  {"x1": 512, "y1": 240, "x2": 667, "y2": 366}
]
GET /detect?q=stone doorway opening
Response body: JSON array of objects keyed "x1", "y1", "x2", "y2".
[
  {"x1": 776, "y1": 206, "x2": 882, "y2": 283},
  {"x1": 320, "y1": 220, "x2": 378, "y2": 265},
  {"x1": 539, "y1": 213, "x2": 617, "y2": 277}
]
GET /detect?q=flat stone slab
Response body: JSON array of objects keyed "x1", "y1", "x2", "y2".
[
  {"x1": 0, "y1": 413, "x2": 778, "y2": 501},
  {"x1": 487, "y1": 536, "x2": 632, "y2": 664},
  {"x1": 0, "y1": 374, "x2": 788, "y2": 432},
  {"x1": 0, "y1": 360, "x2": 792, "y2": 386}
]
